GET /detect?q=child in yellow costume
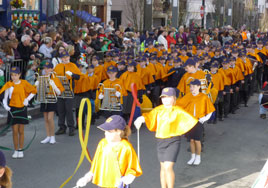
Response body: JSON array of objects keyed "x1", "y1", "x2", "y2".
[
  {"x1": 176, "y1": 79, "x2": 215, "y2": 166},
  {"x1": 0, "y1": 67, "x2": 37, "y2": 158},
  {"x1": 134, "y1": 87, "x2": 198, "y2": 188},
  {"x1": 98, "y1": 65, "x2": 126, "y2": 117},
  {"x1": 76, "y1": 115, "x2": 142, "y2": 188}
]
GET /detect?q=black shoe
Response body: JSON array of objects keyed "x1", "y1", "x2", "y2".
[
  {"x1": 55, "y1": 128, "x2": 66, "y2": 135},
  {"x1": 260, "y1": 114, "x2": 266, "y2": 119},
  {"x1": 219, "y1": 117, "x2": 224, "y2": 121},
  {"x1": 244, "y1": 103, "x2": 248, "y2": 107},
  {"x1": 69, "y1": 129, "x2": 75, "y2": 136}
]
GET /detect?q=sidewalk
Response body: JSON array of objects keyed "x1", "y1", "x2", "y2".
[{"x1": 0, "y1": 105, "x2": 41, "y2": 127}]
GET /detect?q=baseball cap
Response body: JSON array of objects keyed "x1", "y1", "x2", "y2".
[
  {"x1": 160, "y1": 87, "x2": 176, "y2": 97},
  {"x1": 59, "y1": 50, "x2": 70, "y2": 58},
  {"x1": 190, "y1": 79, "x2": 201, "y2": 86},
  {"x1": 43, "y1": 61, "x2": 53, "y2": 69},
  {"x1": 0, "y1": 150, "x2": 6, "y2": 167},
  {"x1": 128, "y1": 60, "x2": 136, "y2": 67},
  {"x1": 183, "y1": 58, "x2": 196, "y2": 67},
  {"x1": 107, "y1": 65, "x2": 118, "y2": 72},
  {"x1": 10, "y1": 66, "x2": 21, "y2": 74},
  {"x1": 98, "y1": 115, "x2": 127, "y2": 131}
]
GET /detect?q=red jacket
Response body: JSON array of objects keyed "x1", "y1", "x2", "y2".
[{"x1": 166, "y1": 35, "x2": 176, "y2": 48}]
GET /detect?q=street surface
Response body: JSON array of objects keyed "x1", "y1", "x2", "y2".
[{"x1": 0, "y1": 94, "x2": 267, "y2": 188}]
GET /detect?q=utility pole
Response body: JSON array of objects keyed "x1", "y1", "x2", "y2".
[
  {"x1": 144, "y1": 0, "x2": 153, "y2": 31},
  {"x1": 172, "y1": 0, "x2": 178, "y2": 28},
  {"x1": 201, "y1": 0, "x2": 205, "y2": 29}
]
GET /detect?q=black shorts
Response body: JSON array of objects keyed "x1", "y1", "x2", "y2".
[
  {"x1": 157, "y1": 136, "x2": 181, "y2": 162},
  {"x1": 40, "y1": 103, "x2": 57, "y2": 112},
  {"x1": 7, "y1": 107, "x2": 29, "y2": 125},
  {"x1": 188, "y1": 122, "x2": 203, "y2": 141}
]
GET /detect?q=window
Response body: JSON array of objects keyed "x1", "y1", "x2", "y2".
[{"x1": 23, "y1": 0, "x2": 39, "y2": 10}]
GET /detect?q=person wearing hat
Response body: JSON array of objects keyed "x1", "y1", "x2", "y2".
[
  {"x1": 86, "y1": 64, "x2": 100, "y2": 121},
  {"x1": 97, "y1": 66, "x2": 126, "y2": 118},
  {"x1": 176, "y1": 79, "x2": 215, "y2": 165},
  {"x1": 166, "y1": 58, "x2": 186, "y2": 90},
  {"x1": 0, "y1": 67, "x2": 37, "y2": 158},
  {"x1": 103, "y1": 52, "x2": 117, "y2": 80},
  {"x1": 73, "y1": 62, "x2": 92, "y2": 128},
  {"x1": 54, "y1": 50, "x2": 82, "y2": 136},
  {"x1": 144, "y1": 41, "x2": 157, "y2": 54},
  {"x1": 219, "y1": 59, "x2": 236, "y2": 118},
  {"x1": 0, "y1": 150, "x2": 12, "y2": 188},
  {"x1": 177, "y1": 58, "x2": 207, "y2": 97},
  {"x1": 91, "y1": 56, "x2": 105, "y2": 83},
  {"x1": 76, "y1": 115, "x2": 142, "y2": 188},
  {"x1": 116, "y1": 60, "x2": 127, "y2": 78},
  {"x1": 178, "y1": 46, "x2": 189, "y2": 63},
  {"x1": 136, "y1": 57, "x2": 155, "y2": 96},
  {"x1": 120, "y1": 60, "x2": 145, "y2": 122},
  {"x1": 209, "y1": 62, "x2": 226, "y2": 122},
  {"x1": 36, "y1": 61, "x2": 64, "y2": 144},
  {"x1": 135, "y1": 87, "x2": 198, "y2": 188},
  {"x1": 229, "y1": 56, "x2": 244, "y2": 112}
]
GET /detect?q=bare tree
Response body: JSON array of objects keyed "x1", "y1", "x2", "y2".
[{"x1": 125, "y1": 0, "x2": 144, "y2": 31}]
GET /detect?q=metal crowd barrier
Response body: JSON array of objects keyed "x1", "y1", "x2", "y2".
[{"x1": 5, "y1": 59, "x2": 28, "y2": 81}]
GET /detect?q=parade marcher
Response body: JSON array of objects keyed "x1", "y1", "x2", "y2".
[
  {"x1": 37, "y1": 61, "x2": 64, "y2": 144},
  {"x1": 54, "y1": 50, "x2": 82, "y2": 136},
  {"x1": 116, "y1": 60, "x2": 127, "y2": 78},
  {"x1": 0, "y1": 150, "x2": 12, "y2": 188},
  {"x1": 135, "y1": 87, "x2": 198, "y2": 188},
  {"x1": 209, "y1": 62, "x2": 226, "y2": 123},
  {"x1": 74, "y1": 62, "x2": 91, "y2": 129},
  {"x1": 98, "y1": 65, "x2": 126, "y2": 117},
  {"x1": 176, "y1": 79, "x2": 215, "y2": 165},
  {"x1": 177, "y1": 58, "x2": 207, "y2": 97},
  {"x1": 76, "y1": 115, "x2": 142, "y2": 188},
  {"x1": 120, "y1": 60, "x2": 145, "y2": 122},
  {"x1": 166, "y1": 58, "x2": 186, "y2": 92},
  {"x1": 219, "y1": 59, "x2": 236, "y2": 118},
  {"x1": 0, "y1": 67, "x2": 37, "y2": 158}
]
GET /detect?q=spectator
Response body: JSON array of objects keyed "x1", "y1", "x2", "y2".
[
  {"x1": 0, "y1": 27, "x2": 7, "y2": 47},
  {"x1": 11, "y1": 39, "x2": 20, "y2": 59},
  {"x1": 32, "y1": 32, "x2": 41, "y2": 46},
  {"x1": 2, "y1": 40, "x2": 15, "y2": 60},
  {"x1": 90, "y1": 31, "x2": 102, "y2": 51},
  {"x1": 157, "y1": 30, "x2": 168, "y2": 50},
  {"x1": 17, "y1": 34, "x2": 35, "y2": 61},
  {"x1": 39, "y1": 37, "x2": 53, "y2": 59},
  {"x1": 107, "y1": 20, "x2": 115, "y2": 32},
  {"x1": 7, "y1": 31, "x2": 16, "y2": 41},
  {"x1": 211, "y1": 35, "x2": 221, "y2": 48},
  {"x1": 166, "y1": 31, "x2": 176, "y2": 48},
  {"x1": 125, "y1": 22, "x2": 134, "y2": 32},
  {"x1": 51, "y1": 42, "x2": 66, "y2": 67},
  {"x1": 38, "y1": 22, "x2": 47, "y2": 35},
  {"x1": 176, "y1": 26, "x2": 187, "y2": 45}
]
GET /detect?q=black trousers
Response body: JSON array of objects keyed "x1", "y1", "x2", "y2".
[
  {"x1": 223, "y1": 86, "x2": 231, "y2": 116},
  {"x1": 57, "y1": 98, "x2": 75, "y2": 130}
]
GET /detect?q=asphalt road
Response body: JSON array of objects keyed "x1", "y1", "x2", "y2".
[{"x1": 0, "y1": 94, "x2": 267, "y2": 188}]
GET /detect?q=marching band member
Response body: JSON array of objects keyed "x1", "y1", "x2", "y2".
[
  {"x1": 74, "y1": 62, "x2": 91, "y2": 129},
  {"x1": 120, "y1": 60, "x2": 145, "y2": 122},
  {"x1": 210, "y1": 62, "x2": 226, "y2": 123},
  {"x1": 166, "y1": 58, "x2": 186, "y2": 91},
  {"x1": 98, "y1": 65, "x2": 126, "y2": 117},
  {"x1": 219, "y1": 59, "x2": 236, "y2": 118},
  {"x1": 54, "y1": 50, "x2": 82, "y2": 136},
  {"x1": 0, "y1": 67, "x2": 37, "y2": 158},
  {"x1": 135, "y1": 87, "x2": 198, "y2": 188},
  {"x1": 37, "y1": 61, "x2": 64, "y2": 144},
  {"x1": 178, "y1": 46, "x2": 189, "y2": 63},
  {"x1": 176, "y1": 79, "x2": 215, "y2": 165},
  {"x1": 86, "y1": 64, "x2": 99, "y2": 123},
  {"x1": 76, "y1": 115, "x2": 142, "y2": 188},
  {"x1": 177, "y1": 58, "x2": 206, "y2": 96},
  {"x1": 91, "y1": 55, "x2": 105, "y2": 83}
]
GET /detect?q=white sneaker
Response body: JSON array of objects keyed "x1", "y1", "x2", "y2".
[
  {"x1": 12, "y1": 150, "x2": 18, "y2": 159},
  {"x1": 187, "y1": 154, "x2": 196, "y2": 165},
  {"x1": 193, "y1": 155, "x2": 201, "y2": 165},
  {"x1": 41, "y1": 137, "x2": 51, "y2": 144},
  {"x1": 18, "y1": 151, "x2": 24, "y2": 158},
  {"x1": 49, "y1": 136, "x2": 56, "y2": 144}
]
